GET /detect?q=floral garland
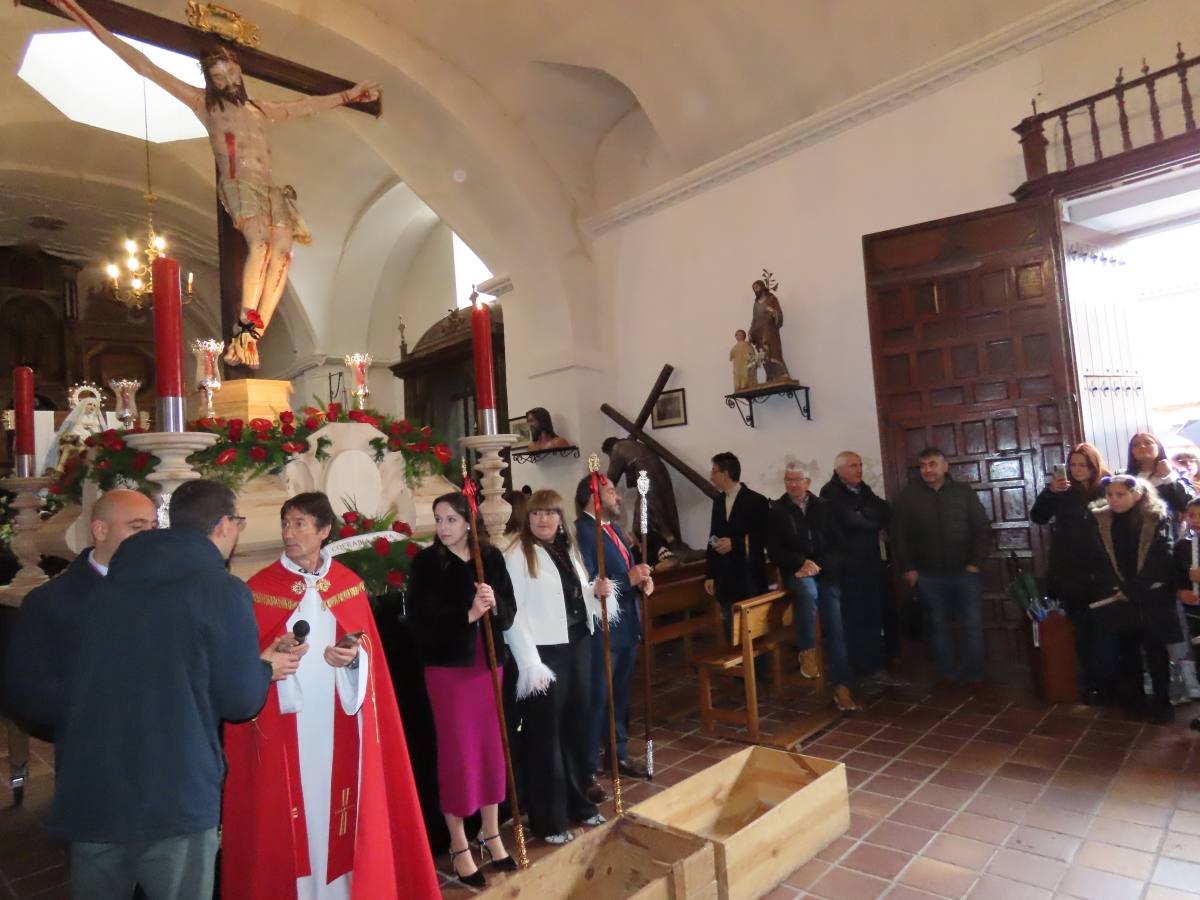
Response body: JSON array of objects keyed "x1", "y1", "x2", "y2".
[
  {"x1": 45, "y1": 403, "x2": 451, "y2": 502},
  {"x1": 329, "y1": 507, "x2": 421, "y2": 597}
]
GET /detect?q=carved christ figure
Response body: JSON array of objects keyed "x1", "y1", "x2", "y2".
[{"x1": 48, "y1": 0, "x2": 380, "y2": 369}]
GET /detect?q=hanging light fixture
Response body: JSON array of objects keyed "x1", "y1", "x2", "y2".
[{"x1": 104, "y1": 77, "x2": 192, "y2": 308}]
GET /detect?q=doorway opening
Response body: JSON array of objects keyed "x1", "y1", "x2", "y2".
[{"x1": 1060, "y1": 166, "x2": 1200, "y2": 471}]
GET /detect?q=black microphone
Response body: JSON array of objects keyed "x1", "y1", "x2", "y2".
[{"x1": 292, "y1": 620, "x2": 310, "y2": 645}]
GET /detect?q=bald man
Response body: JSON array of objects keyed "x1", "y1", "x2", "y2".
[{"x1": 5, "y1": 489, "x2": 158, "y2": 739}]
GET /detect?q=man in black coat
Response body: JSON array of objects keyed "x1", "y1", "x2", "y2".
[
  {"x1": 819, "y1": 451, "x2": 894, "y2": 685},
  {"x1": 43, "y1": 480, "x2": 295, "y2": 900},
  {"x1": 704, "y1": 452, "x2": 769, "y2": 637},
  {"x1": 767, "y1": 464, "x2": 858, "y2": 711}
]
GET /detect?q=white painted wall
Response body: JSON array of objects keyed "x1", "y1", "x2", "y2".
[{"x1": 586, "y1": 0, "x2": 1190, "y2": 547}]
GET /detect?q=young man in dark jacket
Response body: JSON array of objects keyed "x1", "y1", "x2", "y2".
[
  {"x1": 819, "y1": 451, "x2": 893, "y2": 685},
  {"x1": 767, "y1": 463, "x2": 858, "y2": 711},
  {"x1": 704, "y1": 452, "x2": 769, "y2": 637},
  {"x1": 48, "y1": 480, "x2": 295, "y2": 900},
  {"x1": 892, "y1": 447, "x2": 993, "y2": 692}
]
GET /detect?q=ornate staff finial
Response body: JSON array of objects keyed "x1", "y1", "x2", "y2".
[
  {"x1": 636, "y1": 469, "x2": 650, "y2": 536},
  {"x1": 588, "y1": 453, "x2": 601, "y2": 474}
]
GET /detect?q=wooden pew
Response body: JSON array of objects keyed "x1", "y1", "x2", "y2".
[
  {"x1": 640, "y1": 564, "x2": 723, "y2": 687},
  {"x1": 692, "y1": 589, "x2": 794, "y2": 743}
]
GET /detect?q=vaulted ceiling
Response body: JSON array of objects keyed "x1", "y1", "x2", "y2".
[{"x1": 0, "y1": 0, "x2": 1138, "y2": 363}]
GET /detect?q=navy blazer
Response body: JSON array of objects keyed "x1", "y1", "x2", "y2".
[
  {"x1": 575, "y1": 513, "x2": 641, "y2": 648},
  {"x1": 705, "y1": 483, "x2": 770, "y2": 596}
]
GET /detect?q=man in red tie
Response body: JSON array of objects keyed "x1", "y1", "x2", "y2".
[{"x1": 573, "y1": 475, "x2": 654, "y2": 807}]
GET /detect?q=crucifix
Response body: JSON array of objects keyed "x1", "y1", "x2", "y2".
[
  {"x1": 20, "y1": 0, "x2": 382, "y2": 374},
  {"x1": 334, "y1": 786, "x2": 354, "y2": 837},
  {"x1": 600, "y1": 364, "x2": 719, "y2": 504}
]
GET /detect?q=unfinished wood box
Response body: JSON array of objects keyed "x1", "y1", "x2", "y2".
[
  {"x1": 632, "y1": 747, "x2": 849, "y2": 900},
  {"x1": 210, "y1": 378, "x2": 293, "y2": 422},
  {"x1": 478, "y1": 813, "x2": 717, "y2": 900}
]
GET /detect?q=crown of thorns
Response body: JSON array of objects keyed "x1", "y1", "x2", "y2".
[{"x1": 200, "y1": 45, "x2": 240, "y2": 71}]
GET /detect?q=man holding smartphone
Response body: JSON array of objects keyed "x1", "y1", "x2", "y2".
[{"x1": 221, "y1": 492, "x2": 439, "y2": 899}]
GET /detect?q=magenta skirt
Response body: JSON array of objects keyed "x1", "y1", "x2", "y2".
[{"x1": 424, "y1": 633, "x2": 506, "y2": 817}]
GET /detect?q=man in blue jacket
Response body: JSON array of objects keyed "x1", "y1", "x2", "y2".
[
  {"x1": 575, "y1": 474, "x2": 654, "y2": 807},
  {"x1": 47, "y1": 479, "x2": 294, "y2": 900}
]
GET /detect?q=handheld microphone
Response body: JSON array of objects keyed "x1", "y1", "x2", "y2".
[{"x1": 292, "y1": 620, "x2": 310, "y2": 645}]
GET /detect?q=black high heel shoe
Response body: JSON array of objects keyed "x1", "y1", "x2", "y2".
[
  {"x1": 477, "y1": 832, "x2": 519, "y2": 872},
  {"x1": 449, "y1": 847, "x2": 486, "y2": 887}
]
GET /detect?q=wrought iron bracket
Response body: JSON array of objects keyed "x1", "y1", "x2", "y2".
[
  {"x1": 511, "y1": 445, "x2": 581, "y2": 464},
  {"x1": 724, "y1": 384, "x2": 811, "y2": 428}
]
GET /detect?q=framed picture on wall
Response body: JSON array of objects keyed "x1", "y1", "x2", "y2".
[
  {"x1": 508, "y1": 415, "x2": 532, "y2": 448},
  {"x1": 651, "y1": 388, "x2": 687, "y2": 429}
]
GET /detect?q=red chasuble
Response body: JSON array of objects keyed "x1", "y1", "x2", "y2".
[{"x1": 221, "y1": 559, "x2": 440, "y2": 900}]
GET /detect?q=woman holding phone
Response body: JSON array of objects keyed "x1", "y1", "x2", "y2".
[
  {"x1": 409, "y1": 492, "x2": 518, "y2": 888},
  {"x1": 1030, "y1": 443, "x2": 1113, "y2": 703}
]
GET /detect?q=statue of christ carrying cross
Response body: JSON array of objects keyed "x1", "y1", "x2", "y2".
[{"x1": 48, "y1": 0, "x2": 380, "y2": 369}]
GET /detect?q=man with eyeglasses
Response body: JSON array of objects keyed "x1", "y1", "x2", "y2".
[{"x1": 42, "y1": 479, "x2": 297, "y2": 900}]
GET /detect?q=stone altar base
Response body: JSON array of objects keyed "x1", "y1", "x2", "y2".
[{"x1": 211, "y1": 379, "x2": 294, "y2": 422}]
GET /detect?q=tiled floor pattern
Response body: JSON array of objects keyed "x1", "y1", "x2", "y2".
[{"x1": 5, "y1": 665, "x2": 1200, "y2": 900}]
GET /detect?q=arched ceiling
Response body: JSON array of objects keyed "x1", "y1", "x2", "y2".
[{"x1": 0, "y1": 0, "x2": 1134, "y2": 366}]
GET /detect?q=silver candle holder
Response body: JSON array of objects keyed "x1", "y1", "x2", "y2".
[
  {"x1": 109, "y1": 379, "x2": 142, "y2": 430},
  {"x1": 192, "y1": 339, "x2": 225, "y2": 418},
  {"x1": 344, "y1": 353, "x2": 372, "y2": 411}
]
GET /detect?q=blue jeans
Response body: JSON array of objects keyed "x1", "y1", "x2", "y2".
[
  {"x1": 785, "y1": 575, "x2": 851, "y2": 687},
  {"x1": 917, "y1": 571, "x2": 985, "y2": 682},
  {"x1": 587, "y1": 631, "x2": 637, "y2": 772}
]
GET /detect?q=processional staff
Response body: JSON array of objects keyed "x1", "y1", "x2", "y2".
[
  {"x1": 636, "y1": 469, "x2": 655, "y2": 779},
  {"x1": 460, "y1": 460, "x2": 529, "y2": 868},
  {"x1": 588, "y1": 454, "x2": 624, "y2": 815}
]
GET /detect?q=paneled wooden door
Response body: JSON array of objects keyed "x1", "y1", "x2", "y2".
[{"x1": 863, "y1": 198, "x2": 1080, "y2": 670}]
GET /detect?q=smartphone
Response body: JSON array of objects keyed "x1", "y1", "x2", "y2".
[
  {"x1": 336, "y1": 631, "x2": 365, "y2": 649},
  {"x1": 1052, "y1": 462, "x2": 1068, "y2": 480}
]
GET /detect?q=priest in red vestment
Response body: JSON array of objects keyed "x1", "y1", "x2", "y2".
[{"x1": 222, "y1": 492, "x2": 439, "y2": 900}]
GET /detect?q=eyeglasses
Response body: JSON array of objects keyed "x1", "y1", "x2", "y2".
[{"x1": 213, "y1": 514, "x2": 248, "y2": 530}]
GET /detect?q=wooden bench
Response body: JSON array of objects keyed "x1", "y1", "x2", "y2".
[
  {"x1": 692, "y1": 589, "x2": 794, "y2": 742},
  {"x1": 641, "y1": 566, "x2": 724, "y2": 686}
]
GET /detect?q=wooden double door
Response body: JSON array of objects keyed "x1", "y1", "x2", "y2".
[{"x1": 863, "y1": 198, "x2": 1078, "y2": 668}]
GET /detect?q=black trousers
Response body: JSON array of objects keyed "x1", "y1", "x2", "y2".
[
  {"x1": 516, "y1": 625, "x2": 596, "y2": 837},
  {"x1": 1114, "y1": 629, "x2": 1170, "y2": 714},
  {"x1": 840, "y1": 567, "x2": 886, "y2": 678}
]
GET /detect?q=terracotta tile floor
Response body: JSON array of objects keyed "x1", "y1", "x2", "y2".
[{"x1": 6, "y1": 650, "x2": 1200, "y2": 900}]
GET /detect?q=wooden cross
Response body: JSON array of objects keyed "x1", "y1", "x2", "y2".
[
  {"x1": 601, "y1": 364, "x2": 719, "y2": 502},
  {"x1": 334, "y1": 786, "x2": 354, "y2": 837},
  {"x1": 19, "y1": 0, "x2": 381, "y2": 376}
]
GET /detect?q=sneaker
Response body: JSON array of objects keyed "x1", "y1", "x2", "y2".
[
  {"x1": 581, "y1": 813, "x2": 606, "y2": 826},
  {"x1": 798, "y1": 649, "x2": 821, "y2": 679},
  {"x1": 833, "y1": 685, "x2": 860, "y2": 712},
  {"x1": 544, "y1": 831, "x2": 574, "y2": 845}
]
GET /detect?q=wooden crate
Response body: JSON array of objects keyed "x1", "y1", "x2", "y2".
[
  {"x1": 632, "y1": 747, "x2": 849, "y2": 900},
  {"x1": 478, "y1": 812, "x2": 717, "y2": 900}
]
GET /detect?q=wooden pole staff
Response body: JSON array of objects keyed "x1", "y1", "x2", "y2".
[
  {"x1": 589, "y1": 454, "x2": 623, "y2": 815},
  {"x1": 636, "y1": 469, "x2": 654, "y2": 779},
  {"x1": 461, "y1": 459, "x2": 528, "y2": 868}
]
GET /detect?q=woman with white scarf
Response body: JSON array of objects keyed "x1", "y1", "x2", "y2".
[{"x1": 503, "y1": 489, "x2": 612, "y2": 844}]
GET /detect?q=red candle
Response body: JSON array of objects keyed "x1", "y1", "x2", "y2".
[
  {"x1": 470, "y1": 294, "x2": 496, "y2": 432},
  {"x1": 151, "y1": 257, "x2": 185, "y2": 431},
  {"x1": 153, "y1": 257, "x2": 183, "y2": 396},
  {"x1": 13, "y1": 366, "x2": 34, "y2": 459}
]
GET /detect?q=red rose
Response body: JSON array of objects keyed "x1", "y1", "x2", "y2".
[
  {"x1": 327, "y1": 403, "x2": 342, "y2": 420},
  {"x1": 388, "y1": 438, "x2": 402, "y2": 451},
  {"x1": 48, "y1": 483, "x2": 62, "y2": 494},
  {"x1": 194, "y1": 417, "x2": 215, "y2": 431},
  {"x1": 348, "y1": 409, "x2": 364, "y2": 423},
  {"x1": 279, "y1": 410, "x2": 295, "y2": 425},
  {"x1": 227, "y1": 418, "x2": 244, "y2": 431},
  {"x1": 227, "y1": 419, "x2": 244, "y2": 441},
  {"x1": 343, "y1": 511, "x2": 360, "y2": 524},
  {"x1": 392, "y1": 521, "x2": 412, "y2": 536},
  {"x1": 245, "y1": 310, "x2": 264, "y2": 328},
  {"x1": 421, "y1": 425, "x2": 432, "y2": 438},
  {"x1": 399, "y1": 419, "x2": 412, "y2": 434},
  {"x1": 362, "y1": 415, "x2": 381, "y2": 429},
  {"x1": 361, "y1": 518, "x2": 375, "y2": 532},
  {"x1": 405, "y1": 542, "x2": 419, "y2": 558},
  {"x1": 388, "y1": 421, "x2": 402, "y2": 436},
  {"x1": 304, "y1": 416, "x2": 321, "y2": 431},
  {"x1": 281, "y1": 424, "x2": 296, "y2": 437},
  {"x1": 215, "y1": 448, "x2": 238, "y2": 466},
  {"x1": 415, "y1": 440, "x2": 429, "y2": 453},
  {"x1": 84, "y1": 437, "x2": 95, "y2": 448},
  {"x1": 302, "y1": 406, "x2": 321, "y2": 417},
  {"x1": 256, "y1": 432, "x2": 271, "y2": 442},
  {"x1": 433, "y1": 444, "x2": 452, "y2": 465},
  {"x1": 95, "y1": 460, "x2": 110, "y2": 470},
  {"x1": 250, "y1": 446, "x2": 267, "y2": 461},
  {"x1": 281, "y1": 441, "x2": 305, "y2": 454},
  {"x1": 373, "y1": 537, "x2": 391, "y2": 557},
  {"x1": 132, "y1": 452, "x2": 152, "y2": 472},
  {"x1": 386, "y1": 570, "x2": 405, "y2": 588},
  {"x1": 338, "y1": 524, "x2": 356, "y2": 539},
  {"x1": 249, "y1": 417, "x2": 273, "y2": 433},
  {"x1": 100, "y1": 429, "x2": 118, "y2": 440}
]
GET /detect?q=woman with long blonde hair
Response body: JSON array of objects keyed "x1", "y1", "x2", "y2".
[
  {"x1": 503, "y1": 489, "x2": 611, "y2": 844},
  {"x1": 1088, "y1": 475, "x2": 1181, "y2": 723}
]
